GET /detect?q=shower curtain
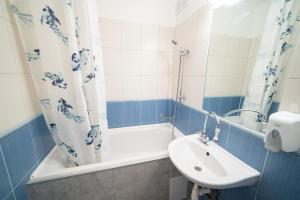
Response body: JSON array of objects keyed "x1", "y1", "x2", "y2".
[
  {"x1": 242, "y1": 0, "x2": 300, "y2": 129},
  {"x1": 10, "y1": 0, "x2": 107, "y2": 166}
]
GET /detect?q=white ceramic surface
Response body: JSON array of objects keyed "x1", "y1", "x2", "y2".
[
  {"x1": 30, "y1": 123, "x2": 175, "y2": 184},
  {"x1": 168, "y1": 134, "x2": 260, "y2": 189}
]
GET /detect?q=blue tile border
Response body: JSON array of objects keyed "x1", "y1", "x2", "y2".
[
  {"x1": 106, "y1": 99, "x2": 171, "y2": 128},
  {"x1": 203, "y1": 96, "x2": 243, "y2": 117},
  {"x1": 0, "y1": 114, "x2": 43, "y2": 141},
  {"x1": 257, "y1": 152, "x2": 300, "y2": 200},
  {"x1": 106, "y1": 102, "x2": 124, "y2": 128},
  {"x1": 140, "y1": 100, "x2": 157, "y2": 124},
  {"x1": 0, "y1": 147, "x2": 13, "y2": 200},
  {"x1": 124, "y1": 101, "x2": 141, "y2": 126},
  {"x1": 0, "y1": 114, "x2": 54, "y2": 200},
  {"x1": 226, "y1": 125, "x2": 267, "y2": 172},
  {"x1": 1, "y1": 124, "x2": 36, "y2": 187},
  {"x1": 203, "y1": 96, "x2": 280, "y2": 120}
]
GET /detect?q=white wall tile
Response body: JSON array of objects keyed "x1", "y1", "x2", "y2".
[
  {"x1": 237, "y1": 38, "x2": 251, "y2": 58},
  {"x1": 141, "y1": 76, "x2": 157, "y2": 99},
  {"x1": 204, "y1": 77, "x2": 244, "y2": 96},
  {"x1": 206, "y1": 56, "x2": 222, "y2": 77},
  {"x1": 204, "y1": 32, "x2": 254, "y2": 98},
  {"x1": 0, "y1": 75, "x2": 29, "y2": 133},
  {"x1": 209, "y1": 34, "x2": 227, "y2": 57},
  {"x1": 142, "y1": 24, "x2": 158, "y2": 50},
  {"x1": 100, "y1": 18, "x2": 122, "y2": 48},
  {"x1": 103, "y1": 48, "x2": 123, "y2": 75},
  {"x1": 245, "y1": 58, "x2": 255, "y2": 78},
  {"x1": 170, "y1": 5, "x2": 212, "y2": 110},
  {"x1": 171, "y1": 76, "x2": 178, "y2": 100},
  {"x1": 174, "y1": 22, "x2": 185, "y2": 46},
  {"x1": 242, "y1": 77, "x2": 250, "y2": 96},
  {"x1": 158, "y1": 27, "x2": 174, "y2": 51},
  {"x1": 17, "y1": 75, "x2": 41, "y2": 117},
  {"x1": 207, "y1": 56, "x2": 247, "y2": 78},
  {"x1": 248, "y1": 38, "x2": 256, "y2": 58},
  {"x1": 183, "y1": 42, "x2": 208, "y2": 77},
  {"x1": 225, "y1": 36, "x2": 240, "y2": 57},
  {"x1": 123, "y1": 76, "x2": 141, "y2": 100},
  {"x1": 158, "y1": 51, "x2": 173, "y2": 76},
  {"x1": 0, "y1": 0, "x2": 12, "y2": 23},
  {"x1": 0, "y1": 15, "x2": 43, "y2": 134},
  {"x1": 9, "y1": 24, "x2": 30, "y2": 74},
  {"x1": 122, "y1": 21, "x2": 142, "y2": 49},
  {"x1": 172, "y1": 50, "x2": 180, "y2": 77},
  {"x1": 226, "y1": 58, "x2": 248, "y2": 78},
  {"x1": 182, "y1": 8, "x2": 212, "y2": 46},
  {"x1": 226, "y1": 78, "x2": 245, "y2": 96},
  {"x1": 141, "y1": 51, "x2": 158, "y2": 75},
  {"x1": 182, "y1": 77, "x2": 205, "y2": 110},
  {"x1": 105, "y1": 75, "x2": 123, "y2": 101},
  {"x1": 100, "y1": 18, "x2": 174, "y2": 101},
  {"x1": 248, "y1": 37, "x2": 261, "y2": 58},
  {"x1": 157, "y1": 76, "x2": 171, "y2": 99},
  {"x1": 0, "y1": 20, "x2": 17, "y2": 73},
  {"x1": 289, "y1": 60, "x2": 300, "y2": 79},
  {"x1": 123, "y1": 50, "x2": 141, "y2": 75}
]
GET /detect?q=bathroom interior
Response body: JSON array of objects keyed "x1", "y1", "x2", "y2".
[{"x1": 1, "y1": 0, "x2": 300, "y2": 199}]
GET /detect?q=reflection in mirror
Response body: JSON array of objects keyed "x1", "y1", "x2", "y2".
[{"x1": 203, "y1": 0, "x2": 300, "y2": 133}]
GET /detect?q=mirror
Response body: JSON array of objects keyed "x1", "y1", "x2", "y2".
[{"x1": 203, "y1": 0, "x2": 300, "y2": 133}]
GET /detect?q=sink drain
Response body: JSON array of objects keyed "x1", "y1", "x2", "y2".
[{"x1": 194, "y1": 166, "x2": 202, "y2": 171}]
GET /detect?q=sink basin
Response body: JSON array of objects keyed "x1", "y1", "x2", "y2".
[{"x1": 168, "y1": 134, "x2": 260, "y2": 189}]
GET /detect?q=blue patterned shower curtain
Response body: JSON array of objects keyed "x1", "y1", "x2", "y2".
[
  {"x1": 10, "y1": 0, "x2": 107, "y2": 165},
  {"x1": 242, "y1": 0, "x2": 300, "y2": 130}
]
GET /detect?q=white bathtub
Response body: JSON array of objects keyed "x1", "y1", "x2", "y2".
[{"x1": 30, "y1": 123, "x2": 182, "y2": 184}]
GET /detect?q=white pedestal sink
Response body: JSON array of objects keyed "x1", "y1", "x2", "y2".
[{"x1": 168, "y1": 134, "x2": 260, "y2": 189}]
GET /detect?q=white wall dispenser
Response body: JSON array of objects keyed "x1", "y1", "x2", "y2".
[{"x1": 264, "y1": 111, "x2": 300, "y2": 152}]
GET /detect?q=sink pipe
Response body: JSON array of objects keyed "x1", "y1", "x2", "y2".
[
  {"x1": 191, "y1": 184, "x2": 212, "y2": 200},
  {"x1": 191, "y1": 183, "x2": 219, "y2": 200}
]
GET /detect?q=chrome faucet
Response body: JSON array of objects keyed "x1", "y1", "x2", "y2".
[{"x1": 198, "y1": 111, "x2": 221, "y2": 144}]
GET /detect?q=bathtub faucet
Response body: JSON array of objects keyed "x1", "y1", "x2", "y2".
[{"x1": 160, "y1": 113, "x2": 175, "y2": 122}]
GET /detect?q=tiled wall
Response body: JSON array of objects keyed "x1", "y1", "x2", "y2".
[
  {"x1": 203, "y1": 96, "x2": 244, "y2": 116},
  {"x1": 203, "y1": 96, "x2": 279, "y2": 117},
  {"x1": 100, "y1": 18, "x2": 173, "y2": 102},
  {"x1": 0, "y1": 115, "x2": 55, "y2": 200},
  {"x1": 171, "y1": 4, "x2": 300, "y2": 199},
  {"x1": 171, "y1": 101, "x2": 300, "y2": 200},
  {"x1": 205, "y1": 34, "x2": 254, "y2": 97},
  {"x1": 0, "y1": 1, "x2": 41, "y2": 137},
  {"x1": 0, "y1": 2, "x2": 55, "y2": 200},
  {"x1": 171, "y1": 5, "x2": 212, "y2": 110},
  {"x1": 106, "y1": 99, "x2": 171, "y2": 128}
]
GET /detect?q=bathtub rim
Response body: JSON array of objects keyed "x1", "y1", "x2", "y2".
[
  {"x1": 29, "y1": 147, "x2": 169, "y2": 184},
  {"x1": 29, "y1": 123, "x2": 184, "y2": 184}
]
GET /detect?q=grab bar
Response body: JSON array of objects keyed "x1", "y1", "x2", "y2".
[{"x1": 223, "y1": 109, "x2": 267, "y2": 122}]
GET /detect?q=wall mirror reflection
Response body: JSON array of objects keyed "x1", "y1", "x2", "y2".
[{"x1": 203, "y1": 0, "x2": 300, "y2": 133}]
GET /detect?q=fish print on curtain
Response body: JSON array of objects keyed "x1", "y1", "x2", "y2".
[
  {"x1": 241, "y1": 0, "x2": 300, "y2": 131},
  {"x1": 10, "y1": 0, "x2": 107, "y2": 166}
]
